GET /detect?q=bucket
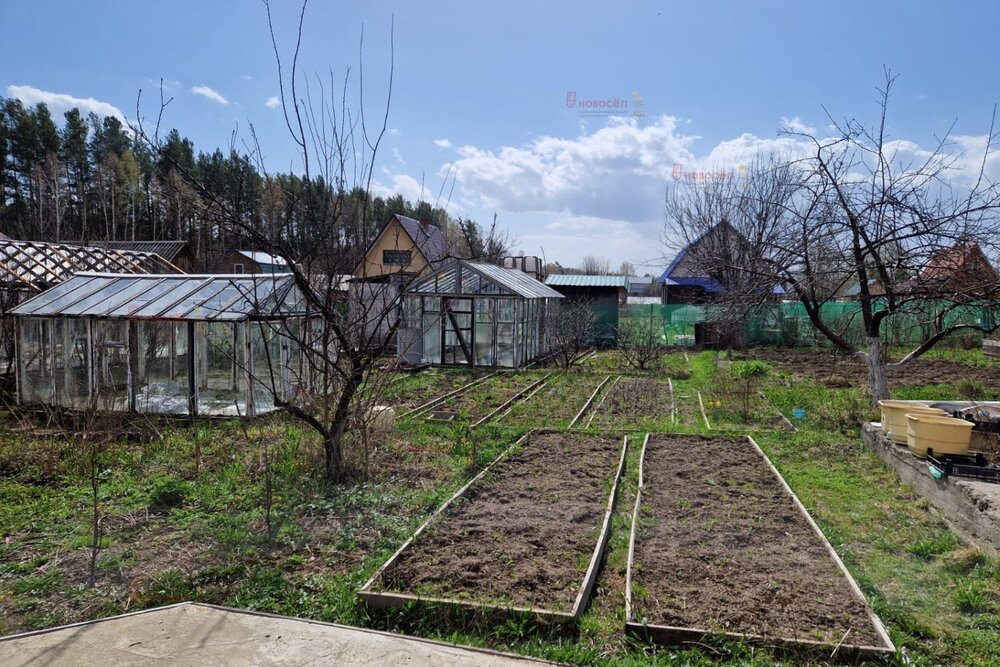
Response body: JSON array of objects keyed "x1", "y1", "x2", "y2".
[
  {"x1": 906, "y1": 415, "x2": 974, "y2": 458},
  {"x1": 878, "y1": 400, "x2": 948, "y2": 444}
]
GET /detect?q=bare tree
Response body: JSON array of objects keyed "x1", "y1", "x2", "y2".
[
  {"x1": 581, "y1": 255, "x2": 612, "y2": 275},
  {"x1": 135, "y1": 1, "x2": 404, "y2": 482},
  {"x1": 548, "y1": 300, "x2": 597, "y2": 368},
  {"x1": 617, "y1": 314, "x2": 665, "y2": 371},
  {"x1": 618, "y1": 260, "x2": 635, "y2": 276},
  {"x1": 665, "y1": 72, "x2": 1000, "y2": 403}
]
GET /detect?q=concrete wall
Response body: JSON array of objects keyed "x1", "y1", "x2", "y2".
[{"x1": 861, "y1": 422, "x2": 1000, "y2": 552}]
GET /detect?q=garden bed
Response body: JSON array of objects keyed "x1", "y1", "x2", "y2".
[
  {"x1": 583, "y1": 377, "x2": 674, "y2": 431},
  {"x1": 359, "y1": 430, "x2": 628, "y2": 621},
  {"x1": 431, "y1": 372, "x2": 547, "y2": 424},
  {"x1": 392, "y1": 370, "x2": 498, "y2": 416},
  {"x1": 626, "y1": 433, "x2": 894, "y2": 657},
  {"x1": 498, "y1": 373, "x2": 610, "y2": 429}
]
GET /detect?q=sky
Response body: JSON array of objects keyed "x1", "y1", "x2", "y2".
[{"x1": 4, "y1": 0, "x2": 1000, "y2": 274}]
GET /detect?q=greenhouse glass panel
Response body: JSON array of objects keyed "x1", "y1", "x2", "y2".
[
  {"x1": 135, "y1": 321, "x2": 189, "y2": 414},
  {"x1": 92, "y1": 319, "x2": 130, "y2": 410},
  {"x1": 19, "y1": 318, "x2": 52, "y2": 403},
  {"x1": 497, "y1": 322, "x2": 514, "y2": 367},
  {"x1": 422, "y1": 312, "x2": 441, "y2": 364},
  {"x1": 196, "y1": 321, "x2": 247, "y2": 416},
  {"x1": 249, "y1": 321, "x2": 283, "y2": 414},
  {"x1": 59, "y1": 318, "x2": 90, "y2": 409}
]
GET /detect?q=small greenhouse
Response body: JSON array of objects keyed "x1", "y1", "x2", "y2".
[
  {"x1": 396, "y1": 260, "x2": 563, "y2": 368},
  {"x1": 12, "y1": 273, "x2": 313, "y2": 417}
]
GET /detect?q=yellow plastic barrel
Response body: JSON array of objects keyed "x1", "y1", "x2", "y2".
[
  {"x1": 878, "y1": 400, "x2": 948, "y2": 444},
  {"x1": 906, "y1": 415, "x2": 974, "y2": 458}
]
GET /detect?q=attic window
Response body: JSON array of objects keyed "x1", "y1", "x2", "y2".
[{"x1": 383, "y1": 250, "x2": 412, "y2": 266}]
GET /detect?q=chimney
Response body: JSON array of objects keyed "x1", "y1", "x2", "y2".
[{"x1": 420, "y1": 218, "x2": 432, "y2": 234}]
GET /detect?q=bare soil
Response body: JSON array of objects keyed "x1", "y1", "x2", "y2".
[
  {"x1": 736, "y1": 347, "x2": 1000, "y2": 389},
  {"x1": 633, "y1": 434, "x2": 883, "y2": 647},
  {"x1": 378, "y1": 431, "x2": 622, "y2": 611},
  {"x1": 587, "y1": 377, "x2": 673, "y2": 429}
]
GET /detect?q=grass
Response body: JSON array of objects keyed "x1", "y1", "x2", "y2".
[{"x1": 2, "y1": 346, "x2": 1000, "y2": 665}]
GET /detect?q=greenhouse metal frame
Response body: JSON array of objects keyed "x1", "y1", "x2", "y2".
[
  {"x1": 397, "y1": 260, "x2": 563, "y2": 368},
  {"x1": 11, "y1": 273, "x2": 313, "y2": 418}
]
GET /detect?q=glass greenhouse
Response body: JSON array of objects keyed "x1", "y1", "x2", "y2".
[
  {"x1": 396, "y1": 260, "x2": 563, "y2": 368},
  {"x1": 12, "y1": 273, "x2": 313, "y2": 417}
]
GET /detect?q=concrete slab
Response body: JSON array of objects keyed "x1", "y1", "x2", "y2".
[
  {"x1": 0, "y1": 602, "x2": 562, "y2": 667},
  {"x1": 861, "y1": 422, "x2": 1000, "y2": 552}
]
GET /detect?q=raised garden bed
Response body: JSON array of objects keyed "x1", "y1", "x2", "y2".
[
  {"x1": 498, "y1": 373, "x2": 610, "y2": 429},
  {"x1": 626, "y1": 433, "x2": 894, "y2": 658},
  {"x1": 359, "y1": 430, "x2": 628, "y2": 621},
  {"x1": 395, "y1": 370, "x2": 500, "y2": 417},
  {"x1": 430, "y1": 372, "x2": 547, "y2": 424},
  {"x1": 583, "y1": 377, "x2": 674, "y2": 431}
]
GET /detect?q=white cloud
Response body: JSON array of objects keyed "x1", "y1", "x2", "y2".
[
  {"x1": 264, "y1": 95, "x2": 281, "y2": 109},
  {"x1": 241, "y1": 75, "x2": 253, "y2": 81},
  {"x1": 6, "y1": 85, "x2": 126, "y2": 123},
  {"x1": 433, "y1": 138, "x2": 452, "y2": 148},
  {"x1": 191, "y1": 85, "x2": 229, "y2": 105},
  {"x1": 392, "y1": 148, "x2": 406, "y2": 165},
  {"x1": 779, "y1": 116, "x2": 816, "y2": 135}
]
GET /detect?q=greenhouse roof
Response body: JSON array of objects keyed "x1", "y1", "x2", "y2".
[
  {"x1": 11, "y1": 273, "x2": 305, "y2": 321},
  {"x1": 411, "y1": 260, "x2": 563, "y2": 299},
  {"x1": 0, "y1": 240, "x2": 182, "y2": 290}
]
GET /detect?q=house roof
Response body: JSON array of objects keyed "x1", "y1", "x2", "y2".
[
  {"x1": 0, "y1": 240, "x2": 183, "y2": 291},
  {"x1": 395, "y1": 215, "x2": 454, "y2": 268},
  {"x1": 68, "y1": 240, "x2": 189, "y2": 262},
  {"x1": 237, "y1": 250, "x2": 290, "y2": 267},
  {"x1": 411, "y1": 260, "x2": 563, "y2": 299},
  {"x1": 545, "y1": 274, "x2": 630, "y2": 289},
  {"x1": 920, "y1": 242, "x2": 999, "y2": 285},
  {"x1": 11, "y1": 273, "x2": 304, "y2": 321}
]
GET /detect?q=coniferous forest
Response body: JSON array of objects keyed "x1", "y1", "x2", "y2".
[{"x1": 0, "y1": 98, "x2": 494, "y2": 270}]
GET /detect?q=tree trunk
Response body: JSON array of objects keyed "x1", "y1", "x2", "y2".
[
  {"x1": 323, "y1": 432, "x2": 343, "y2": 482},
  {"x1": 864, "y1": 336, "x2": 890, "y2": 406}
]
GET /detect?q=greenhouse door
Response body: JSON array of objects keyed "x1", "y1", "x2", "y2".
[{"x1": 441, "y1": 298, "x2": 472, "y2": 365}]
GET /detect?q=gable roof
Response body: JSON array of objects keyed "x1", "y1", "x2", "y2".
[
  {"x1": 237, "y1": 250, "x2": 289, "y2": 267},
  {"x1": 393, "y1": 215, "x2": 453, "y2": 268},
  {"x1": 0, "y1": 240, "x2": 183, "y2": 291},
  {"x1": 658, "y1": 223, "x2": 732, "y2": 290},
  {"x1": 411, "y1": 260, "x2": 563, "y2": 299},
  {"x1": 545, "y1": 274, "x2": 630, "y2": 289},
  {"x1": 68, "y1": 240, "x2": 190, "y2": 262},
  {"x1": 12, "y1": 273, "x2": 304, "y2": 321},
  {"x1": 920, "y1": 242, "x2": 999, "y2": 285}
]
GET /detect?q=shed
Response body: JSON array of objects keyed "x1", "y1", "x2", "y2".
[
  {"x1": 12, "y1": 273, "x2": 313, "y2": 417},
  {"x1": 355, "y1": 214, "x2": 454, "y2": 280},
  {"x1": 544, "y1": 274, "x2": 629, "y2": 346},
  {"x1": 213, "y1": 250, "x2": 290, "y2": 275},
  {"x1": 397, "y1": 260, "x2": 563, "y2": 368}
]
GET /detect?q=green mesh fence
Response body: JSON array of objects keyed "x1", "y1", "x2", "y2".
[{"x1": 619, "y1": 301, "x2": 998, "y2": 348}]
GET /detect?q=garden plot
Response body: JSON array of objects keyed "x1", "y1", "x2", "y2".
[
  {"x1": 387, "y1": 369, "x2": 495, "y2": 414},
  {"x1": 359, "y1": 430, "x2": 627, "y2": 620},
  {"x1": 580, "y1": 350, "x2": 691, "y2": 378},
  {"x1": 626, "y1": 433, "x2": 894, "y2": 657},
  {"x1": 582, "y1": 377, "x2": 674, "y2": 430},
  {"x1": 698, "y1": 389, "x2": 795, "y2": 432},
  {"x1": 497, "y1": 373, "x2": 611, "y2": 429},
  {"x1": 426, "y1": 372, "x2": 546, "y2": 424}
]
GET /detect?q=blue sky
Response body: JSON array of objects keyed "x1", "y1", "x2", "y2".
[{"x1": 4, "y1": 1, "x2": 1000, "y2": 272}]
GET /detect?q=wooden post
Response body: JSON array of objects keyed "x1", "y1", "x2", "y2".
[{"x1": 187, "y1": 322, "x2": 197, "y2": 416}]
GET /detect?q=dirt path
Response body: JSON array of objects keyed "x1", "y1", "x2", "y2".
[
  {"x1": 632, "y1": 434, "x2": 883, "y2": 647},
  {"x1": 378, "y1": 431, "x2": 622, "y2": 610}
]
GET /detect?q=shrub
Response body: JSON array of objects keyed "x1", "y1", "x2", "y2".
[{"x1": 148, "y1": 476, "x2": 189, "y2": 513}]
